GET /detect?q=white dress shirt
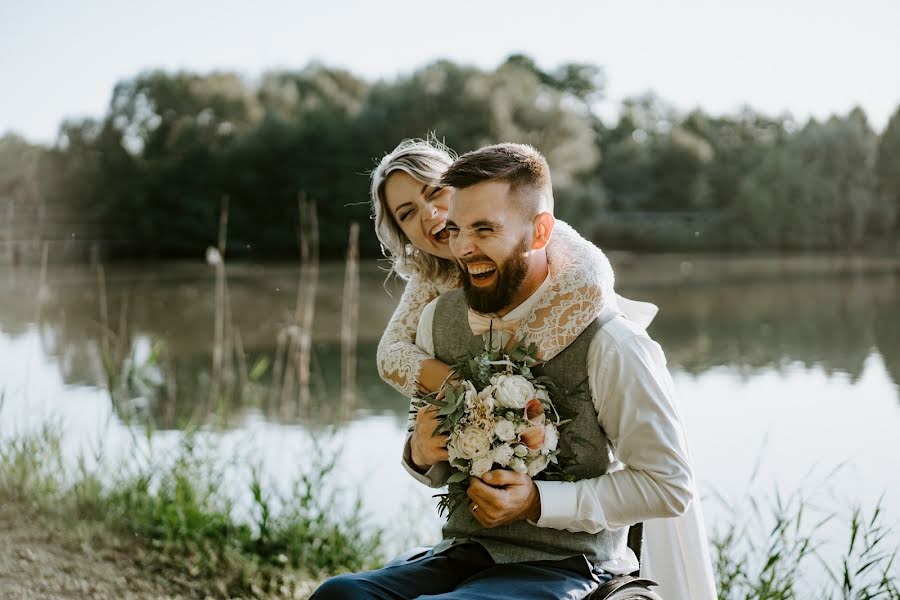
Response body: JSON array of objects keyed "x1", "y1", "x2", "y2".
[{"x1": 401, "y1": 276, "x2": 717, "y2": 598}]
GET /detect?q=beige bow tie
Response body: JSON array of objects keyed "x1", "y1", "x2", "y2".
[{"x1": 467, "y1": 309, "x2": 521, "y2": 338}]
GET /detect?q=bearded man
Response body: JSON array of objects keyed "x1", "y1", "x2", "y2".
[{"x1": 312, "y1": 144, "x2": 715, "y2": 600}]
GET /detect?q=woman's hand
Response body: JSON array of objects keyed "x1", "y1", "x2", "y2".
[{"x1": 410, "y1": 405, "x2": 450, "y2": 471}]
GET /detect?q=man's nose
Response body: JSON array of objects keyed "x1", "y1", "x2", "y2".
[{"x1": 452, "y1": 231, "x2": 475, "y2": 257}]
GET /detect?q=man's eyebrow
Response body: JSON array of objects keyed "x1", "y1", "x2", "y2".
[{"x1": 471, "y1": 219, "x2": 500, "y2": 229}]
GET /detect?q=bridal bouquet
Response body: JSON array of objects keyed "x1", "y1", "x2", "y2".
[{"x1": 413, "y1": 342, "x2": 575, "y2": 516}]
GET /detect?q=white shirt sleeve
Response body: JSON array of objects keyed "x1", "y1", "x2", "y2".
[
  {"x1": 414, "y1": 297, "x2": 438, "y2": 357},
  {"x1": 533, "y1": 316, "x2": 695, "y2": 532},
  {"x1": 400, "y1": 298, "x2": 451, "y2": 488}
]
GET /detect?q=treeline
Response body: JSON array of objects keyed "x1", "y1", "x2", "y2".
[{"x1": 1, "y1": 55, "x2": 899, "y2": 260}]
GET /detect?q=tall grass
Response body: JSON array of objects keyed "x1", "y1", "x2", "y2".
[
  {"x1": 710, "y1": 487, "x2": 899, "y2": 599},
  {"x1": 0, "y1": 424, "x2": 383, "y2": 598}
]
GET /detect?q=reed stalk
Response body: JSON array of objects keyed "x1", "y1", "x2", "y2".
[
  {"x1": 272, "y1": 192, "x2": 320, "y2": 417},
  {"x1": 34, "y1": 240, "x2": 48, "y2": 322},
  {"x1": 295, "y1": 193, "x2": 319, "y2": 409},
  {"x1": 96, "y1": 264, "x2": 111, "y2": 374},
  {"x1": 340, "y1": 222, "x2": 360, "y2": 416},
  {"x1": 209, "y1": 194, "x2": 230, "y2": 406},
  {"x1": 4, "y1": 194, "x2": 13, "y2": 266}
]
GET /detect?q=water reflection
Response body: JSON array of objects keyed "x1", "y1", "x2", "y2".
[
  {"x1": 1, "y1": 257, "x2": 897, "y2": 433},
  {"x1": 3, "y1": 256, "x2": 899, "y2": 569}
]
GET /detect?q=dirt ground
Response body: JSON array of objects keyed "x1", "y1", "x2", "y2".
[
  {"x1": 0, "y1": 499, "x2": 325, "y2": 600},
  {"x1": 0, "y1": 500, "x2": 190, "y2": 600}
]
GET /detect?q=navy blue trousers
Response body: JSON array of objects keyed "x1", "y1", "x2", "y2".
[{"x1": 311, "y1": 543, "x2": 611, "y2": 600}]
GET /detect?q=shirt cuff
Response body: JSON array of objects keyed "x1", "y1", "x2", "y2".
[
  {"x1": 532, "y1": 480, "x2": 585, "y2": 531},
  {"x1": 401, "y1": 434, "x2": 450, "y2": 488}
]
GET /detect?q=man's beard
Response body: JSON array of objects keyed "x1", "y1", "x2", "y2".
[{"x1": 460, "y1": 236, "x2": 529, "y2": 314}]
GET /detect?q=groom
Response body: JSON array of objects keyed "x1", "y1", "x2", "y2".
[{"x1": 313, "y1": 144, "x2": 694, "y2": 599}]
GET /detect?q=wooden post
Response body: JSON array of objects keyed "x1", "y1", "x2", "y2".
[
  {"x1": 341, "y1": 222, "x2": 360, "y2": 417},
  {"x1": 295, "y1": 193, "x2": 319, "y2": 411},
  {"x1": 210, "y1": 195, "x2": 229, "y2": 406}
]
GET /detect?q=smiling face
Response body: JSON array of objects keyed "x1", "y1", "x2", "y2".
[
  {"x1": 383, "y1": 171, "x2": 453, "y2": 260},
  {"x1": 446, "y1": 180, "x2": 551, "y2": 315}
]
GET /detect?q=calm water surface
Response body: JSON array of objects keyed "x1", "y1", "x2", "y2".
[{"x1": 1, "y1": 255, "x2": 898, "y2": 567}]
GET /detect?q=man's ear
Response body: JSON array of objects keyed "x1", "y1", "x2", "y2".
[{"x1": 531, "y1": 212, "x2": 555, "y2": 251}]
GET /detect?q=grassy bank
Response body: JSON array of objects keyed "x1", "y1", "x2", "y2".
[
  {"x1": 1, "y1": 423, "x2": 898, "y2": 599},
  {"x1": 0, "y1": 424, "x2": 383, "y2": 599}
]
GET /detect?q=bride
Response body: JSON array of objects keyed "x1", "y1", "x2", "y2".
[{"x1": 369, "y1": 137, "x2": 717, "y2": 600}]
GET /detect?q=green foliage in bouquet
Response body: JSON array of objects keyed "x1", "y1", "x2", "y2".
[{"x1": 411, "y1": 341, "x2": 587, "y2": 517}]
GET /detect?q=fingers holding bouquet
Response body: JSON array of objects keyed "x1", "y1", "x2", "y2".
[
  {"x1": 411, "y1": 404, "x2": 450, "y2": 469},
  {"x1": 467, "y1": 469, "x2": 542, "y2": 528},
  {"x1": 414, "y1": 342, "x2": 572, "y2": 519}
]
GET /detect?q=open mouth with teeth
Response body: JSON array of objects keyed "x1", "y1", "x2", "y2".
[
  {"x1": 466, "y1": 262, "x2": 498, "y2": 285},
  {"x1": 430, "y1": 225, "x2": 449, "y2": 244}
]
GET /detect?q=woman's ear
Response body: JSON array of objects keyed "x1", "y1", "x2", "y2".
[{"x1": 531, "y1": 212, "x2": 555, "y2": 251}]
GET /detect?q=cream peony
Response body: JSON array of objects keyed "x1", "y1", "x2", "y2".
[
  {"x1": 491, "y1": 374, "x2": 535, "y2": 409},
  {"x1": 451, "y1": 426, "x2": 492, "y2": 460}
]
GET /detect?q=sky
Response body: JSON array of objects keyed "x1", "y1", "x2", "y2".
[{"x1": 2, "y1": 0, "x2": 899, "y2": 144}]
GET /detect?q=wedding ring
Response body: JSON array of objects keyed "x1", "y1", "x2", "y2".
[{"x1": 471, "y1": 503, "x2": 479, "y2": 512}]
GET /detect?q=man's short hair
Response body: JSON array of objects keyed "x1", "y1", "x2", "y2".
[{"x1": 440, "y1": 143, "x2": 554, "y2": 216}]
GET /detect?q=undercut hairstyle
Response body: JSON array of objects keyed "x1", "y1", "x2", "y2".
[{"x1": 439, "y1": 143, "x2": 554, "y2": 217}]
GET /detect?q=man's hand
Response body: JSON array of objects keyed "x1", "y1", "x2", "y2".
[
  {"x1": 466, "y1": 470, "x2": 541, "y2": 528},
  {"x1": 410, "y1": 405, "x2": 449, "y2": 471}
]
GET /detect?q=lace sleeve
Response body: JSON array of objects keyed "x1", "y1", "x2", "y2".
[
  {"x1": 377, "y1": 270, "x2": 460, "y2": 396},
  {"x1": 513, "y1": 220, "x2": 615, "y2": 361}
]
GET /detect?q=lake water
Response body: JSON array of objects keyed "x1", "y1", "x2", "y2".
[{"x1": 1, "y1": 255, "x2": 898, "y2": 579}]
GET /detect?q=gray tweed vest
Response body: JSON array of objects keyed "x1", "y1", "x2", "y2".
[{"x1": 431, "y1": 290, "x2": 628, "y2": 567}]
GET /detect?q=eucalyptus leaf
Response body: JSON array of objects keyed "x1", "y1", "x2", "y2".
[{"x1": 447, "y1": 471, "x2": 469, "y2": 484}]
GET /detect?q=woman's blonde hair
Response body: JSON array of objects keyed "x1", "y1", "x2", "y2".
[{"x1": 370, "y1": 137, "x2": 457, "y2": 280}]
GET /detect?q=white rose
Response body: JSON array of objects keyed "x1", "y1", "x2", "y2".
[
  {"x1": 543, "y1": 424, "x2": 559, "y2": 453},
  {"x1": 452, "y1": 426, "x2": 492, "y2": 460},
  {"x1": 492, "y1": 374, "x2": 536, "y2": 410},
  {"x1": 471, "y1": 456, "x2": 494, "y2": 477},
  {"x1": 513, "y1": 444, "x2": 528, "y2": 458},
  {"x1": 509, "y1": 457, "x2": 527, "y2": 473},
  {"x1": 492, "y1": 444, "x2": 514, "y2": 467},
  {"x1": 494, "y1": 419, "x2": 516, "y2": 442},
  {"x1": 526, "y1": 454, "x2": 550, "y2": 477}
]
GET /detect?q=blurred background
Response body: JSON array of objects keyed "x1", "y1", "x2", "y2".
[{"x1": 1, "y1": 1, "x2": 899, "y2": 597}]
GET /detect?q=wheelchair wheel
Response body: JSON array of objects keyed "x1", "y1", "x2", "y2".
[
  {"x1": 588, "y1": 575, "x2": 664, "y2": 600},
  {"x1": 600, "y1": 590, "x2": 663, "y2": 600}
]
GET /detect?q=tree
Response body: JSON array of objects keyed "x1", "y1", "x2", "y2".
[{"x1": 876, "y1": 106, "x2": 900, "y2": 231}]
